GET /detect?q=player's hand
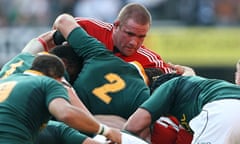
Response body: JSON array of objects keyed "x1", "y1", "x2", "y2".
[
  {"x1": 105, "y1": 128, "x2": 122, "y2": 144},
  {"x1": 52, "y1": 13, "x2": 79, "y2": 40},
  {"x1": 236, "y1": 72, "x2": 240, "y2": 85},
  {"x1": 236, "y1": 60, "x2": 240, "y2": 85},
  {"x1": 37, "y1": 30, "x2": 56, "y2": 50},
  {"x1": 53, "y1": 31, "x2": 66, "y2": 45},
  {"x1": 168, "y1": 62, "x2": 196, "y2": 76}
]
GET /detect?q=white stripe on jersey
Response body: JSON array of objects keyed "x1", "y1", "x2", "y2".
[
  {"x1": 137, "y1": 47, "x2": 172, "y2": 73},
  {"x1": 75, "y1": 17, "x2": 113, "y2": 31}
]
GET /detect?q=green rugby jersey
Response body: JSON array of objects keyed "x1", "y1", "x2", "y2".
[
  {"x1": 68, "y1": 28, "x2": 150, "y2": 119},
  {"x1": 0, "y1": 71, "x2": 69, "y2": 143},
  {"x1": 0, "y1": 52, "x2": 71, "y2": 82},
  {"x1": 0, "y1": 53, "x2": 34, "y2": 79},
  {"x1": 141, "y1": 75, "x2": 240, "y2": 132}
]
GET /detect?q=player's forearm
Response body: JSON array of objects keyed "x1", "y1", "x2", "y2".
[
  {"x1": 21, "y1": 38, "x2": 45, "y2": 54},
  {"x1": 49, "y1": 98, "x2": 98, "y2": 134},
  {"x1": 123, "y1": 108, "x2": 152, "y2": 136},
  {"x1": 61, "y1": 77, "x2": 91, "y2": 115},
  {"x1": 61, "y1": 105, "x2": 101, "y2": 134},
  {"x1": 21, "y1": 30, "x2": 56, "y2": 54},
  {"x1": 67, "y1": 87, "x2": 92, "y2": 115}
]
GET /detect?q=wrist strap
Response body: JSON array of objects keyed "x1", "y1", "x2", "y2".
[
  {"x1": 37, "y1": 37, "x2": 48, "y2": 52},
  {"x1": 97, "y1": 124, "x2": 110, "y2": 136}
]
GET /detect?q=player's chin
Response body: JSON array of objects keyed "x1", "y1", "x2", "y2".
[{"x1": 123, "y1": 49, "x2": 136, "y2": 56}]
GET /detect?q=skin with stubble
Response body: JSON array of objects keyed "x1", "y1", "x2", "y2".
[
  {"x1": 112, "y1": 3, "x2": 151, "y2": 57},
  {"x1": 112, "y1": 19, "x2": 149, "y2": 57}
]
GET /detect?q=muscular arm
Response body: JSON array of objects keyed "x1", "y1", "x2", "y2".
[
  {"x1": 62, "y1": 79, "x2": 91, "y2": 115},
  {"x1": 49, "y1": 98, "x2": 99, "y2": 134},
  {"x1": 49, "y1": 98, "x2": 121, "y2": 143},
  {"x1": 124, "y1": 108, "x2": 152, "y2": 137}
]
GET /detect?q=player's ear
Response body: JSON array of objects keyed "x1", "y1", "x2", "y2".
[{"x1": 113, "y1": 21, "x2": 120, "y2": 28}]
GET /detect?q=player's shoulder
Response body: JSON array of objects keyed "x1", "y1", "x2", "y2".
[
  {"x1": 134, "y1": 46, "x2": 161, "y2": 60},
  {"x1": 75, "y1": 17, "x2": 113, "y2": 30},
  {"x1": 137, "y1": 45, "x2": 159, "y2": 54}
]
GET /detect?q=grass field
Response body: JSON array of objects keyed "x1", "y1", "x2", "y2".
[{"x1": 144, "y1": 26, "x2": 240, "y2": 67}]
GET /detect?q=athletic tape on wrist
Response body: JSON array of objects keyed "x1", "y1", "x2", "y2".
[
  {"x1": 97, "y1": 124, "x2": 110, "y2": 136},
  {"x1": 97, "y1": 124, "x2": 104, "y2": 135},
  {"x1": 102, "y1": 125, "x2": 110, "y2": 136}
]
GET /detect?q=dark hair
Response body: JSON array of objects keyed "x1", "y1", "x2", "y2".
[
  {"x1": 144, "y1": 68, "x2": 163, "y2": 87},
  {"x1": 30, "y1": 54, "x2": 65, "y2": 79},
  {"x1": 117, "y1": 3, "x2": 152, "y2": 25},
  {"x1": 49, "y1": 45, "x2": 83, "y2": 84},
  {"x1": 150, "y1": 73, "x2": 180, "y2": 94},
  {"x1": 49, "y1": 45, "x2": 83, "y2": 66}
]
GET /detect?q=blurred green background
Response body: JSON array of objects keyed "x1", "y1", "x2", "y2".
[
  {"x1": 144, "y1": 26, "x2": 240, "y2": 67},
  {"x1": 143, "y1": 26, "x2": 239, "y2": 83}
]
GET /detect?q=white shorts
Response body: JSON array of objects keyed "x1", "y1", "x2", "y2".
[{"x1": 189, "y1": 99, "x2": 240, "y2": 144}]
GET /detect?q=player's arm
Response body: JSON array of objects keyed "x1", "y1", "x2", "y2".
[
  {"x1": 123, "y1": 108, "x2": 152, "y2": 138},
  {"x1": 61, "y1": 77, "x2": 92, "y2": 115},
  {"x1": 21, "y1": 30, "x2": 56, "y2": 54},
  {"x1": 48, "y1": 98, "x2": 121, "y2": 143}
]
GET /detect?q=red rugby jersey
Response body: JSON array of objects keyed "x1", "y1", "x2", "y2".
[{"x1": 75, "y1": 17, "x2": 172, "y2": 73}]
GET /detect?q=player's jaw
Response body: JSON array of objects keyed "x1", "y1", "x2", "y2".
[{"x1": 120, "y1": 45, "x2": 138, "y2": 56}]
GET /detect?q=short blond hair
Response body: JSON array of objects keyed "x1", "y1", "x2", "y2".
[{"x1": 116, "y1": 3, "x2": 152, "y2": 26}]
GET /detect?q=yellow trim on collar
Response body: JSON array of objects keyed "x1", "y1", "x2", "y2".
[
  {"x1": 37, "y1": 51, "x2": 50, "y2": 55},
  {"x1": 129, "y1": 61, "x2": 149, "y2": 85},
  {"x1": 23, "y1": 70, "x2": 44, "y2": 76}
]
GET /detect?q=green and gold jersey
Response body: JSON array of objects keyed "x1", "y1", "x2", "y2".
[
  {"x1": 0, "y1": 53, "x2": 34, "y2": 79},
  {"x1": 0, "y1": 71, "x2": 68, "y2": 143},
  {"x1": 141, "y1": 75, "x2": 240, "y2": 132},
  {"x1": 68, "y1": 28, "x2": 151, "y2": 119}
]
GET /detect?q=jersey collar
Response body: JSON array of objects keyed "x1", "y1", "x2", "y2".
[{"x1": 23, "y1": 70, "x2": 44, "y2": 76}]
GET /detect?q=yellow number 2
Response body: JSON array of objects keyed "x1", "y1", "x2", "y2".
[{"x1": 92, "y1": 73, "x2": 126, "y2": 104}]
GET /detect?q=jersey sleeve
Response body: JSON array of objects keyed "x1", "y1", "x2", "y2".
[
  {"x1": 140, "y1": 80, "x2": 177, "y2": 123},
  {"x1": 45, "y1": 78, "x2": 69, "y2": 107},
  {"x1": 75, "y1": 17, "x2": 113, "y2": 36},
  {"x1": 0, "y1": 53, "x2": 35, "y2": 79},
  {"x1": 75, "y1": 17, "x2": 114, "y2": 50},
  {"x1": 67, "y1": 27, "x2": 110, "y2": 60}
]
